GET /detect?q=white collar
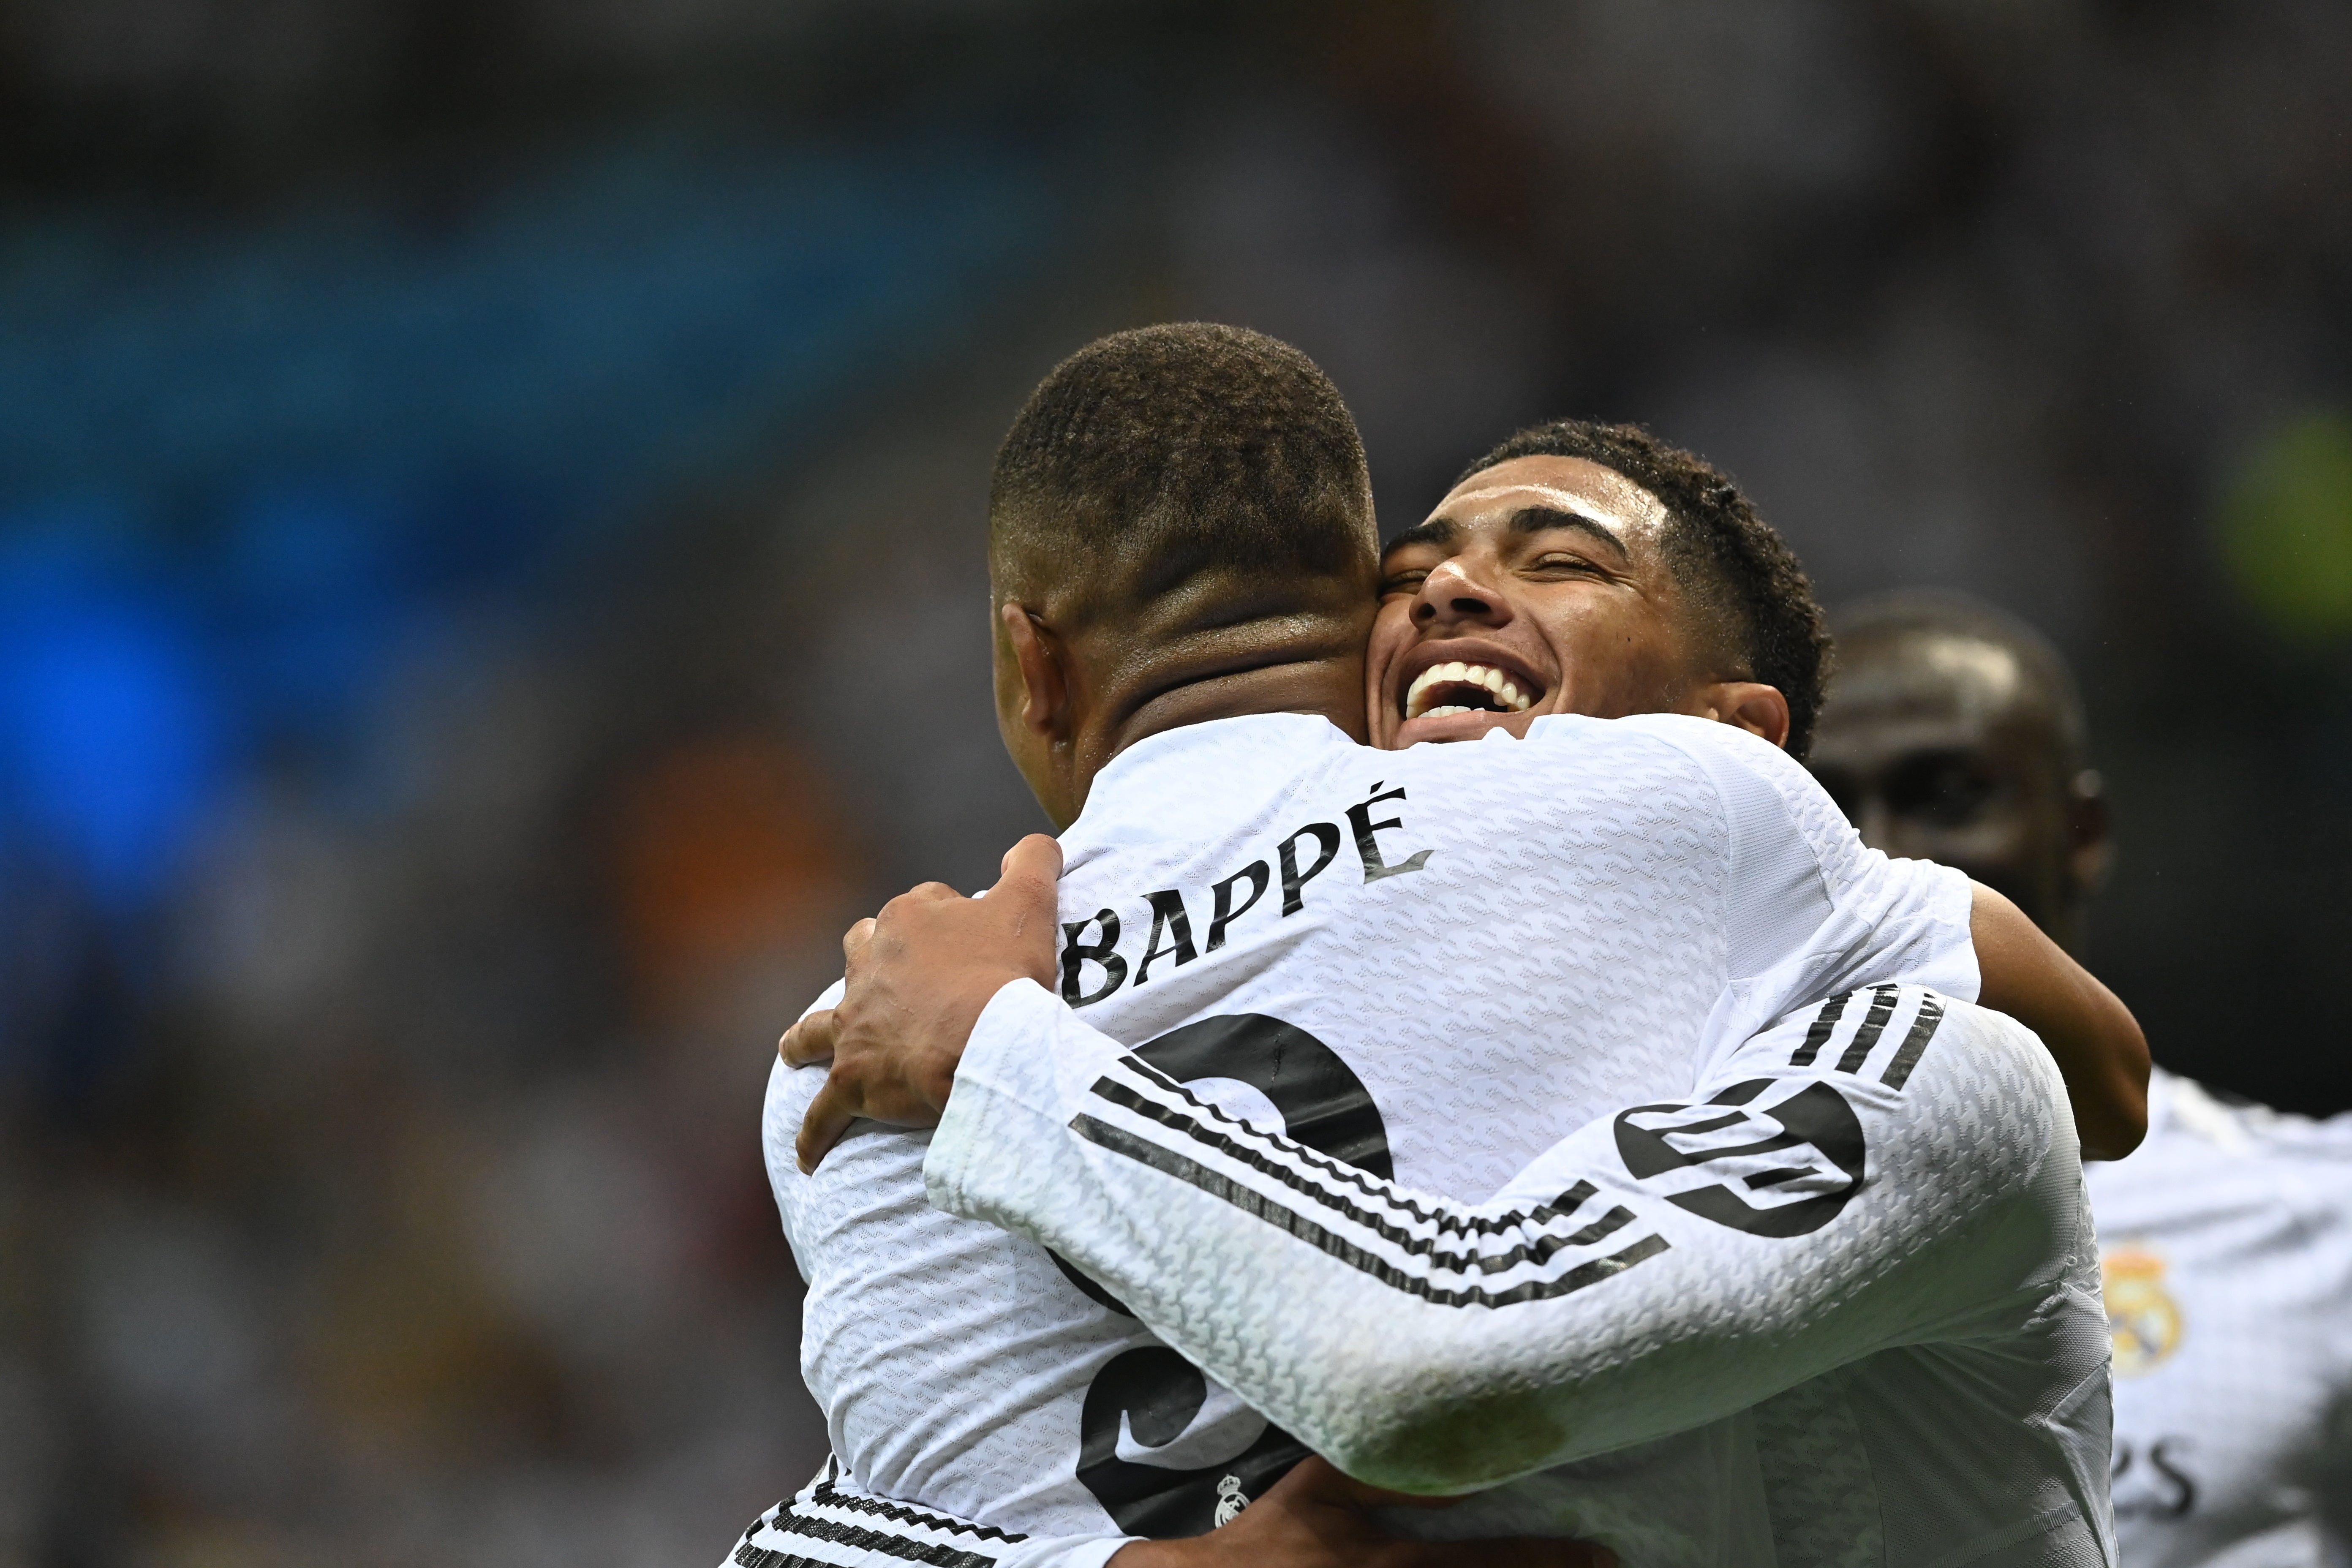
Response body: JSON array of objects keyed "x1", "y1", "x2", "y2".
[{"x1": 1086, "y1": 712, "x2": 1356, "y2": 798}]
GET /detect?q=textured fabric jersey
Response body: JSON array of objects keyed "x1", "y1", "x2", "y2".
[
  {"x1": 726, "y1": 1456, "x2": 1045, "y2": 1568},
  {"x1": 739, "y1": 711, "x2": 1982, "y2": 1568},
  {"x1": 928, "y1": 980, "x2": 2114, "y2": 1568},
  {"x1": 2085, "y1": 1069, "x2": 2352, "y2": 1568}
]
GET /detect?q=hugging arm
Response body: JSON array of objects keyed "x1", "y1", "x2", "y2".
[
  {"x1": 720, "y1": 1455, "x2": 1612, "y2": 1568},
  {"x1": 1968, "y1": 882, "x2": 2147, "y2": 1158},
  {"x1": 925, "y1": 980, "x2": 2074, "y2": 1494}
]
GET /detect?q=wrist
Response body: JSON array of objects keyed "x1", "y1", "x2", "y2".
[
  {"x1": 1109, "y1": 1542, "x2": 1216, "y2": 1568},
  {"x1": 928, "y1": 972, "x2": 1038, "y2": 1107}
]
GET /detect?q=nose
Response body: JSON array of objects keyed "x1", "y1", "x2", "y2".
[{"x1": 1413, "y1": 555, "x2": 1512, "y2": 631}]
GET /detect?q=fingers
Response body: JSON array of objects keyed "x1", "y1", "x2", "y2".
[
  {"x1": 780, "y1": 1009, "x2": 840, "y2": 1068},
  {"x1": 994, "y1": 833, "x2": 1064, "y2": 983},
  {"x1": 996, "y1": 833, "x2": 1063, "y2": 904},
  {"x1": 797, "y1": 1070, "x2": 862, "y2": 1173},
  {"x1": 840, "y1": 917, "x2": 876, "y2": 966}
]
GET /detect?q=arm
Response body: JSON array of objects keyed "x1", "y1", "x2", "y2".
[
  {"x1": 721, "y1": 1455, "x2": 1611, "y2": 1568},
  {"x1": 1629, "y1": 718, "x2": 2144, "y2": 1159},
  {"x1": 1970, "y1": 881, "x2": 2148, "y2": 1159},
  {"x1": 926, "y1": 977, "x2": 2077, "y2": 1494},
  {"x1": 1110, "y1": 1458, "x2": 1613, "y2": 1568}
]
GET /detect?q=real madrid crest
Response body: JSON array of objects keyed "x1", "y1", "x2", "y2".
[
  {"x1": 2102, "y1": 1244, "x2": 2183, "y2": 1376},
  {"x1": 1212, "y1": 1474, "x2": 1249, "y2": 1527}
]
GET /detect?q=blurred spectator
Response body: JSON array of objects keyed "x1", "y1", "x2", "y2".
[{"x1": 2, "y1": 1, "x2": 2349, "y2": 1561}]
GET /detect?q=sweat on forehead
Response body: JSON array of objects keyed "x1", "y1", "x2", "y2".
[{"x1": 1441, "y1": 466, "x2": 1671, "y2": 540}]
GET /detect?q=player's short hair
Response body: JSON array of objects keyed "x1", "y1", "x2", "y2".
[
  {"x1": 989, "y1": 324, "x2": 1375, "y2": 629},
  {"x1": 1834, "y1": 591, "x2": 2087, "y2": 770},
  {"x1": 1454, "y1": 420, "x2": 1833, "y2": 760}
]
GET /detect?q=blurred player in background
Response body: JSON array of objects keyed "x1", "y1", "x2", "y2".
[{"x1": 1810, "y1": 592, "x2": 2352, "y2": 1568}]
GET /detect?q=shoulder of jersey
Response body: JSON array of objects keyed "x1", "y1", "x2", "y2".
[
  {"x1": 1601, "y1": 711, "x2": 1806, "y2": 763},
  {"x1": 1544, "y1": 712, "x2": 1839, "y2": 806},
  {"x1": 1485, "y1": 710, "x2": 1767, "y2": 773},
  {"x1": 1059, "y1": 713, "x2": 1368, "y2": 859},
  {"x1": 2163, "y1": 1072, "x2": 2352, "y2": 1168}
]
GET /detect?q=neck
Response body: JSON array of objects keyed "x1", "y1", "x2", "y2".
[
  {"x1": 1060, "y1": 636, "x2": 1367, "y2": 822},
  {"x1": 1113, "y1": 653, "x2": 1367, "y2": 754}
]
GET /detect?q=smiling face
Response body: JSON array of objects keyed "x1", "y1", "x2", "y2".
[{"x1": 1369, "y1": 455, "x2": 1724, "y2": 748}]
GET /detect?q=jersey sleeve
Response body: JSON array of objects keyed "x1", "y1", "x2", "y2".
[
  {"x1": 765, "y1": 979, "x2": 849, "y2": 1277},
  {"x1": 721, "y1": 1456, "x2": 1131, "y2": 1568},
  {"x1": 926, "y1": 976, "x2": 2080, "y2": 1494},
  {"x1": 1620, "y1": 716, "x2": 1979, "y2": 1061}
]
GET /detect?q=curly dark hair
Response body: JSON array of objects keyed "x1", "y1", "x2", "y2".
[
  {"x1": 990, "y1": 324, "x2": 1374, "y2": 623},
  {"x1": 1456, "y1": 420, "x2": 1835, "y2": 760}
]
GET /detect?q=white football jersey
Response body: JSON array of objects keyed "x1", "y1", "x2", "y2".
[
  {"x1": 2086, "y1": 1069, "x2": 2352, "y2": 1568},
  {"x1": 732, "y1": 712, "x2": 2000, "y2": 1568},
  {"x1": 928, "y1": 980, "x2": 2112, "y2": 1568}
]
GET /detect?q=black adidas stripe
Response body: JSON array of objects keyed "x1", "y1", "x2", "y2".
[
  {"x1": 1092, "y1": 1077, "x2": 1622, "y2": 1274},
  {"x1": 1070, "y1": 1112, "x2": 1668, "y2": 1305},
  {"x1": 805, "y1": 1477, "x2": 1026, "y2": 1544},
  {"x1": 1880, "y1": 992, "x2": 1944, "y2": 1089},
  {"x1": 734, "y1": 1543, "x2": 829, "y2": 1568},
  {"x1": 1835, "y1": 986, "x2": 1903, "y2": 1073},
  {"x1": 1789, "y1": 989, "x2": 1851, "y2": 1066},
  {"x1": 736, "y1": 1500, "x2": 1006, "y2": 1568},
  {"x1": 1113, "y1": 1056, "x2": 1593, "y2": 1240}
]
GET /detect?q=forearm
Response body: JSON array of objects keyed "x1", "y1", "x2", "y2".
[
  {"x1": 927, "y1": 981, "x2": 2063, "y2": 1492},
  {"x1": 1969, "y1": 882, "x2": 2148, "y2": 1158}
]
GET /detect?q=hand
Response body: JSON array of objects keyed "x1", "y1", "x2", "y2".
[
  {"x1": 1108, "y1": 1458, "x2": 1618, "y2": 1568},
  {"x1": 784, "y1": 833, "x2": 1063, "y2": 1172}
]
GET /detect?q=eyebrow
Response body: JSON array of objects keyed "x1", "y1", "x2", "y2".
[
  {"x1": 1382, "y1": 517, "x2": 1453, "y2": 555},
  {"x1": 1510, "y1": 506, "x2": 1629, "y2": 560},
  {"x1": 1381, "y1": 503, "x2": 1634, "y2": 566}
]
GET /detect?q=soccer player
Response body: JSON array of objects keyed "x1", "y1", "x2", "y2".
[
  {"x1": 726, "y1": 327, "x2": 2138, "y2": 1568},
  {"x1": 1809, "y1": 593, "x2": 2352, "y2": 1568}
]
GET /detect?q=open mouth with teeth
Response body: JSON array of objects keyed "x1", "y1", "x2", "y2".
[{"x1": 1402, "y1": 661, "x2": 1538, "y2": 721}]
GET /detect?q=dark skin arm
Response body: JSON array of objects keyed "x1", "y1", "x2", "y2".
[
  {"x1": 1970, "y1": 882, "x2": 2148, "y2": 1159},
  {"x1": 1111, "y1": 1457, "x2": 1615, "y2": 1568}
]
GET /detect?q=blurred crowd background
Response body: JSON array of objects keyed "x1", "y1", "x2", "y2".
[{"x1": 3, "y1": 1, "x2": 2349, "y2": 1562}]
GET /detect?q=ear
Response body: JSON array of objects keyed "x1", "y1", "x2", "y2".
[
  {"x1": 2067, "y1": 768, "x2": 2114, "y2": 897},
  {"x1": 1692, "y1": 681, "x2": 1792, "y2": 750},
  {"x1": 999, "y1": 600, "x2": 1071, "y2": 740}
]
